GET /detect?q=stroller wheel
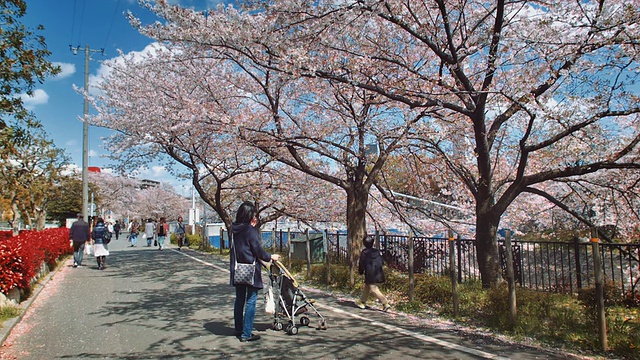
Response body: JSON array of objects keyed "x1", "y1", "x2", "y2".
[
  {"x1": 273, "y1": 321, "x2": 283, "y2": 331},
  {"x1": 286, "y1": 324, "x2": 299, "y2": 335},
  {"x1": 300, "y1": 316, "x2": 310, "y2": 326}
]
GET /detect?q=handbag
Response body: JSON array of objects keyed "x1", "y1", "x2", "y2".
[
  {"x1": 103, "y1": 231, "x2": 112, "y2": 244},
  {"x1": 232, "y1": 239, "x2": 255, "y2": 286}
]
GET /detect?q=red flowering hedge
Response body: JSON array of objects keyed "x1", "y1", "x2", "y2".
[{"x1": 0, "y1": 228, "x2": 72, "y2": 295}]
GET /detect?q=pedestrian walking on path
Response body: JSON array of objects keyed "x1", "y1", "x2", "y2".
[
  {"x1": 230, "y1": 201, "x2": 281, "y2": 342},
  {"x1": 114, "y1": 220, "x2": 121, "y2": 240},
  {"x1": 156, "y1": 217, "x2": 169, "y2": 251},
  {"x1": 69, "y1": 213, "x2": 90, "y2": 268},
  {"x1": 129, "y1": 219, "x2": 140, "y2": 246},
  {"x1": 175, "y1": 216, "x2": 186, "y2": 250},
  {"x1": 91, "y1": 217, "x2": 111, "y2": 270},
  {"x1": 356, "y1": 236, "x2": 391, "y2": 312},
  {"x1": 144, "y1": 218, "x2": 155, "y2": 247}
]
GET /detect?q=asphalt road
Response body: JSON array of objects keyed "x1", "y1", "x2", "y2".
[{"x1": 0, "y1": 233, "x2": 591, "y2": 360}]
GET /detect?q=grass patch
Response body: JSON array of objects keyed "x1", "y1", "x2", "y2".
[
  {"x1": 295, "y1": 261, "x2": 639, "y2": 360},
  {"x1": 0, "y1": 306, "x2": 21, "y2": 325}
]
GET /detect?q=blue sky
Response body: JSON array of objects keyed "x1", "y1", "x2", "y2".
[{"x1": 21, "y1": 0, "x2": 228, "y2": 193}]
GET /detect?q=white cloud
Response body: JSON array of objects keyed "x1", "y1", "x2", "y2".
[
  {"x1": 51, "y1": 62, "x2": 76, "y2": 79},
  {"x1": 89, "y1": 149, "x2": 99, "y2": 157},
  {"x1": 20, "y1": 89, "x2": 49, "y2": 109},
  {"x1": 88, "y1": 43, "x2": 164, "y2": 96},
  {"x1": 62, "y1": 163, "x2": 80, "y2": 176}
]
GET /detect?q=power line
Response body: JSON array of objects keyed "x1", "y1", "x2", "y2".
[
  {"x1": 103, "y1": 0, "x2": 122, "y2": 50},
  {"x1": 69, "y1": 0, "x2": 77, "y2": 46},
  {"x1": 76, "y1": 0, "x2": 86, "y2": 46}
]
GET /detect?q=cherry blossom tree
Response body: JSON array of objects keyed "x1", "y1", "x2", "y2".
[
  {"x1": 121, "y1": 1, "x2": 442, "y2": 282},
  {"x1": 274, "y1": 0, "x2": 640, "y2": 287},
  {"x1": 88, "y1": 43, "x2": 344, "y2": 234},
  {"x1": 88, "y1": 171, "x2": 190, "y2": 223},
  {"x1": 131, "y1": 0, "x2": 640, "y2": 288}
]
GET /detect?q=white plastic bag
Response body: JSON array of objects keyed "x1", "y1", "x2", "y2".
[
  {"x1": 84, "y1": 243, "x2": 93, "y2": 256},
  {"x1": 265, "y1": 287, "x2": 275, "y2": 314}
]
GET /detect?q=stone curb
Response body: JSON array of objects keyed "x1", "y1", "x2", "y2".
[{"x1": 0, "y1": 256, "x2": 69, "y2": 347}]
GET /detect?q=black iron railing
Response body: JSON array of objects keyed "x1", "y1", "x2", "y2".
[{"x1": 227, "y1": 228, "x2": 639, "y2": 300}]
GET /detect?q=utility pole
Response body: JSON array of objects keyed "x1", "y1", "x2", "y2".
[{"x1": 70, "y1": 44, "x2": 104, "y2": 222}]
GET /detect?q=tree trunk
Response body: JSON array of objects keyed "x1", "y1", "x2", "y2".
[
  {"x1": 346, "y1": 185, "x2": 368, "y2": 286},
  {"x1": 35, "y1": 208, "x2": 46, "y2": 230},
  {"x1": 475, "y1": 211, "x2": 501, "y2": 288},
  {"x1": 11, "y1": 198, "x2": 21, "y2": 235}
]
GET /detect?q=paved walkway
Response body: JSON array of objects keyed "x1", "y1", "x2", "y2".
[{"x1": 0, "y1": 233, "x2": 592, "y2": 359}]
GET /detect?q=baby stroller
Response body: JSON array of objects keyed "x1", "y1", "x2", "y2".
[{"x1": 268, "y1": 260, "x2": 327, "y2": 335}]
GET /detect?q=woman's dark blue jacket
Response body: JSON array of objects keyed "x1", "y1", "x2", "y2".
[
  {"x1": 91, "y1": 222, "x2": 109, "y2": 245},
  {"x1": 229, "y1": 222, "x2": 272, "y2": 289}
]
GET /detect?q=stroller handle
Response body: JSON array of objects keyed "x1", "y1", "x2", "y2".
[{"x1": 274, "y1": 260, "x2": 300, "y2": 288}]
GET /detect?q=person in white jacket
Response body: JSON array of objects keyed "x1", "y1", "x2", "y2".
[{"x1": 144, "y1": 218, "x2": 156, "y2": 247}]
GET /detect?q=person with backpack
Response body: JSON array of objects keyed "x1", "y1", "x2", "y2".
[
  {"x1": 355, "y1": 236, "x2": 391, "y2": 312},
  {"x1": 91, "y1": 217, "x2": 111, "y2": 270},
  {"x1": 156, "y1": 217, "x2": 169, "y2": 251}
]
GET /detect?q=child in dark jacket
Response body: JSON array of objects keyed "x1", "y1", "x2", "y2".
[{"x1": 356, "y1": 236, "x2": 391, "y2": 312}]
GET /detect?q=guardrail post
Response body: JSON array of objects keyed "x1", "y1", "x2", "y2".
[
  {"x1": 457, "y1": 235, "x2": 463, "y2": 283},
  {"x1": 287, "y1": 228, "x2": 292, "y2": 269},
  {"x1": 448, "y1": 230, "x2": 459, "y2": 317},
  {"x1": 504, "y1": 230, "x2": 517, "y2": 326},
  {"x1": 573, "y1": 236, "x2": 582, "y2": 289},
  {"x1": 219, "y1": 227, "x2": 224, "y2": 255},
  {"x1": 409, "y1": 231, "x2": 415, "y2": 301},
  {"x1": 325, "y1": 229, "x2": 331, "y2": 284},
  {"x1": 305, "y1": 228, "x2": 312, "y2": 278},
  {"x1": 591, "y1": 227, "x2": 608, "y2": 351}
]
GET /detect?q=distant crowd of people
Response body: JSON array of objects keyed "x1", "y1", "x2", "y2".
[{"x1": 68, "y1": 215, "x2": 189, "y2": 269}]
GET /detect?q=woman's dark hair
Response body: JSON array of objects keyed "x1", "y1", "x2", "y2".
[
  {"x1": 363, "y1": 236, "x2": 374, "y2": 248},
  {"x1": 235, "y1": 201, "x2": 257, "y2": 224}
]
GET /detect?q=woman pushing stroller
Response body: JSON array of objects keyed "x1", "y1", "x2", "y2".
[{"x1": 230, "y1": 202, "x2": 281, "y2": 342}]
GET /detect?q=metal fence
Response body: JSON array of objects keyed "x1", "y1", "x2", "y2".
[{"x1": 261, "y1": 229, "x2": 639, "y2": 300}]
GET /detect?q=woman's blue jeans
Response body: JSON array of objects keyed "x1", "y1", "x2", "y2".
[{"x1": 234, "y1": 285, "x2": 259, "y2": 338}]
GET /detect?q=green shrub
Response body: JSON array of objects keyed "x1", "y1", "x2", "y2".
[
  {"x1": 300, "y1": 261, "x2": 639, "y2": 359},
  {"x1": 414, "y1": 274, "x2": 454, "y2": 305},
  {"x1": 607, "y1": 307, "x2": 640, "y2": 355}
]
